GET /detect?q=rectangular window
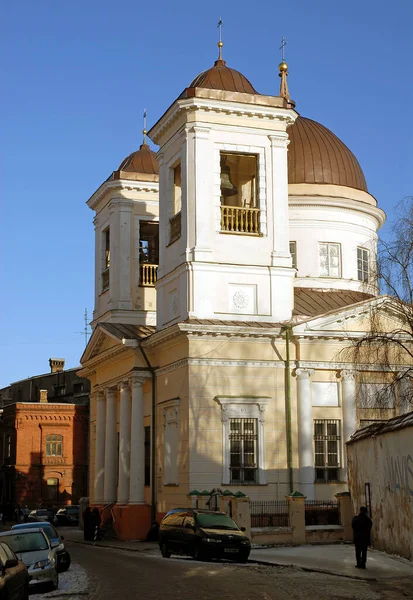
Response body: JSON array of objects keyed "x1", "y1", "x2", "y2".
[
  {"x1": 314, "y1": 420, "x2": 340, "y2": 483},
  {"x1": 139, "y1": 222, "x2": 159, "y2": 287},
  {"x1": 357, "y1": 247, "x2": 369, "y2": 282},
  {"x1": 73, "y1": 382, "x2": 84, "y2": 394},
  {"x1": 319, "y1": 243, "x2": 341, "y2": 277},
  {"x1": 45, "y1": 434, "x2": 63, "y2": 457},
  {"x1": 169, "y1": 164, "x2": 182, "y2": 245},
  {"x1": 358, "y1": 383, "x2": 395, "y2": 408},
  {"x1": 290, "y1": 241, "x2": 297, "y2": 269},
  {"x1": 102, "y1": 227, "x2": 110, "y2": 291},
  {"x1": 220, "y1": 152, "x2": 259, "y2": 235},
  {"x1": 144, "y1": 426, "x2": 151, "y2": 486},
  {"x1": 229, "y1": 418, "x2": 258, "y2": 484}
]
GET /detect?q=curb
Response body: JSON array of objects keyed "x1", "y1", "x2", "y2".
[
  {"x1": 248, "y1": 559, "x2": 376, "y2": 582},
  {"x1": 67, "y1": 538, "x2": 159, "y2": 554}
]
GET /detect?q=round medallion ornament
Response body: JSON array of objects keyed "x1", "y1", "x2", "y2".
[{"x1": 233, "y1": 291, "x2": 249, "y2": 310}]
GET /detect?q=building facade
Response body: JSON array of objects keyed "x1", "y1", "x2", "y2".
[
  {"x1": 79, "y1": 49, "x2": 412, "y2": 540},
  {"x1": 0, "y1": 359, "x2": 90, "y2": 509}
]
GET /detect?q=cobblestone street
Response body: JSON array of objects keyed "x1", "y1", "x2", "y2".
[{"x1": 55, "y1": 542, "x2": 413, "y2": 600}]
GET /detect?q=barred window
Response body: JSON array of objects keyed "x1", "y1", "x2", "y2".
[
  {"x1": 290, "y1": 241, "x2": 297, "y2": 269},
  {"x1": 45, "y1": 434, "x2": 63, "y2": 457},
  {"x1": 357, "y1": 247, "x2": 369, "y2": 282},
  {"x1": 314, "y1": 420, "x2": 340, "y2": 483},
  {"x1": 229, "y1": 418, "x2": 258, "y2": 484},
  {"x1": 319, "y1": 243, "x2": 341, "y2": 277}
]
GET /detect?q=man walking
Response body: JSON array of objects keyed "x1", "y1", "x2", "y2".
[{"x1": 352, "y1": 506, "x2": 372, "y2": 569}]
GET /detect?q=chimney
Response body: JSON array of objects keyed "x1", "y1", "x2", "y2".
[
  {"x1": 49, "y1": 358, "x2": 65, "y2": 374},
  {"x1": 39, "y1": 390, "x2": 48, "y2": 403}
]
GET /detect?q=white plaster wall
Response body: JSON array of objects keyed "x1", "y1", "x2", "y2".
[{"x1": 289, "y1": 200, "x2": 380, "y2": 293}]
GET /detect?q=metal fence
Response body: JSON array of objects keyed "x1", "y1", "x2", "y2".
[
  {"x1": 250, "y1": 500, "x2": 289, "y2": 528},
  {"x1": 304, "y1": 500, "x2": 340, "y2": 526}
]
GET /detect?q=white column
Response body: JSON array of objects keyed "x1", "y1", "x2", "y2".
[
  {"x1": 340, "y1": 370, "x2": 358, "y2": 478},
  {"x1": 94, "y1": 391, "x2": 106, "y2": 503},
  {"x1": 129, "y1": 377, "x2": 145, "y2": 504},
  {"x1": 117, "y1": 381, "x2": 131, "y2": 504},
  {"x1": 190, "y1": 126, "x2": 212, "y2": 260},
  {"x1": 269, "y1": 133, "x2": 291, "y2": 267},
  {"x1": 103, "y1": 387, "x2": 118, "y2": 503},
  {"x1": 295, "y1": 368, "x2": 315, "y2": 500}
]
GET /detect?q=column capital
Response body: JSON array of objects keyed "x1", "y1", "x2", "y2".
[
  {"x1": 294, "y1": 368, "x2": 315, "y2": 379},
  {"x1": 268, "y1": 133, "x2": 289, "y2": 148},
  {"x1": 189, "y1": 125, "x2": 211, "y2": 139},
  {"x1": 118, "y1": 380, "x2": 130, "y2": 392},
  {"x1": 130, "y1": 375, "x2": 147, "y2": 387},
  {"x1": 96, "y1": 390, "x2": 105, "y2": 401},
  {"x1": 105, "y1": 387, "x2": 117, "y2": 399},
  {"x1": 340, "y1": 369, "x2": 358, "y2": 381}
]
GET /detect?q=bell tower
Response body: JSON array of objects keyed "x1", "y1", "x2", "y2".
[{"x1": 149, "y1": 50, "x2": 298, "y2": 330}]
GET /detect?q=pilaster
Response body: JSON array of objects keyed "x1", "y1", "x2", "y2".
[
  {"x1": 117, "y1": 381, "x2": 131, "y2": 504},
  {"x1": 103, "y1": 387, "x2": 118, "y2": 503},
  {"x1": 295, "y1": 368, "x2": 315, "y2": 500}
]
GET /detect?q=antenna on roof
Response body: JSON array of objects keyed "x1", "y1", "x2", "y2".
[{"x1": 76, "y1": 308, "x2": 91, "y2": 347}]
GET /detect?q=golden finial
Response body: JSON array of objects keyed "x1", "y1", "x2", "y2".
[
  {"x1": 217, "y1": 17, "x2": 223, "y2": 60},
  {"x1": 278, "y1": 37, "x2": 290, "y2": 102},
  {"x1": 142, "y1": 108, "x2": 147, "y2": 145}
]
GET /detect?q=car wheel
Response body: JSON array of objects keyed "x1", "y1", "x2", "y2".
[
  {"x1": 160, "y1": 543, "x2": 171, "y2": 558},
  {"x1": 192, "y1": 546, "x2": 205, "y2": 561}
]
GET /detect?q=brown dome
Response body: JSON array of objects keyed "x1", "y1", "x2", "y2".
[
  {"x1": 288, "y1": 117, "x2": 367, "y2": 192},
  {"x1": 189, "y1": 59, "x2": 258, "y2": 94},
  {"x1": 117, "y1": 143, "x2": 158, "y2": 175}
]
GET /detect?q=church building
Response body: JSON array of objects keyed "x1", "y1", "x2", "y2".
[{"x1": 79, "y1": 40, "x2": 410, "y2": 540}]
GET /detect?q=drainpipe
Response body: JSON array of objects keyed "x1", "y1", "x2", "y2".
[
  {"x1": 283, "y1": 325, "x2": 294, "y2": 493},
  {"x1": 138, "y1": 344, "x2": 157, "y2": 523}
]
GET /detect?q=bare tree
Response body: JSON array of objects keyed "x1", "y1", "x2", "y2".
[{"x1": 348, "y1": 197, "x2": 413, "y2": 412}]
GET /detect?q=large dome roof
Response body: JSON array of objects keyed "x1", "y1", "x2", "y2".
[
  {"x1": 189, "y1": 59, "x2": 258, "y2": 94},
  {"x1": 117, "y1": 143, "x2": 158, "y2": 175},
  {"x1": 288, "y1": 117, "x2": 367, "y2": 192}
]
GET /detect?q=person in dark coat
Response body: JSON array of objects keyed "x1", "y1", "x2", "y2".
[
  {"x1": 352, "y1": 506, "x2": 372, "y2": 568},
  {"x1": 83, "y1": 506, "x2": 93, "y2": 541}
]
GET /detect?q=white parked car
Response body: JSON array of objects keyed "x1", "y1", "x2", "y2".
[{"x1": 0, "y1": 528, "x2": 59, "y2": 591}]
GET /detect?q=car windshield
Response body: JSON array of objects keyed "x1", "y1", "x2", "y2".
[
  {"x1": 1, "y1": 532, "x2": 49, "y2": 553},
  {"x1": 195, "y1": 513, "x2": 239, "y2": 530}
]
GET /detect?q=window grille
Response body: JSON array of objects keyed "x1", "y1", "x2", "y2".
[
  {"x1": 45, "y1": 434, "x2": 63, "y2": 457},
  {"x1": 319, "y1": 243, "x2": 341, "y2": 277},
  {"x1": 357, "y1": 247, "x2": 369, "y2": 282},
  {"x1": 290, "y1": 241, "x2": 297, "y2": 269},
  {"x1": 314, "y1": 420, "x2": 340, "y2": 482},
  {"x1": 229, "y1": 418, "x2": 258, "y2": 484}
]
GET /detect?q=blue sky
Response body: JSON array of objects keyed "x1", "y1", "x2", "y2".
[{"x1": 1, "y1": 0, "x2": 412, "y2": 387}]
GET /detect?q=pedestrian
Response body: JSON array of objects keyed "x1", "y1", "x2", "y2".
[
  {"x1": 83, "y1": 506, "x2": 92, "y2": 541},
  {"x1": 91, "y1": 508, "x2": 101, "y2": 542},
  {"x1": 352, "y1": 506, "x2": 372, "y2": 569},
  {"x1": 22, "y1": 505, "x2": 30, "y2": 523}
]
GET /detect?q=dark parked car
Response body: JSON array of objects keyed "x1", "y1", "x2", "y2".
[
  {"x1": 28, "y1": 508, "x2": 54, "y2": 524},
  {"x1": 0, "y1": 540, "x2": 29, "y2": 599},
  {"x1": 12, "y1": 522, "x2": 70, "y2": 572},
  {"x1": 54, "y1": 506, "x2": 79, "y2": 527},
  {"x1": 159, "y1": 509, "x2": 251, "y2": 562}
]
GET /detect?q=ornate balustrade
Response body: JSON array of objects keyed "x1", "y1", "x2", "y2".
[
  {"x1": 220, "y1": 206, "x2": 260, "y2": 235},
  {"x1": 140, "y1": 264, "x2": 158, "y2": 287}
]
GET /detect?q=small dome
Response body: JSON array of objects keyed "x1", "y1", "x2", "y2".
[
  {"x1": 189, "y1": 59, "x2": 258, "y2": 94},
  {"x1": 288, "y1": 117, "x2": 367, "y2": 192},
  {"x1": 117, "y1": 143, "x2": 158, "y2": 175}
]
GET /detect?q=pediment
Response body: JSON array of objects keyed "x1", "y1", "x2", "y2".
[
  {"x1": 81, "y1": 325, "x2": 122, "y2": 364},
  {"x1": 292, "y1": 296, "x2": 410, "y2": 337}
]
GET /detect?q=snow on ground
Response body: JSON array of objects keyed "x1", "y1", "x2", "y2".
[{"x1": 30, "y1": 562, "x2": 88, "y2": 599}]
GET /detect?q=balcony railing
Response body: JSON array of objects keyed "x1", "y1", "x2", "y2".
[
  {"x1": 169, "y1": 211, "x2": 181, "y2": 244},
  {"x1": 220, "y1": 205, "x2": 260, "y2": 235},
  {"x1": 140, "y1": 263, "x2": 158, "y2": 287}
]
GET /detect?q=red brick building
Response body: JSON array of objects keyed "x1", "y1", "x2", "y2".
[{"x1": 0, "y1": 402, "x2": 89, "y2": 509}]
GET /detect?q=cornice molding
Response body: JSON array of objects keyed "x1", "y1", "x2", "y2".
[
  {"x1": 149, "y1": 97, "x2": 296, "y2": 145},
  {"x1": 87, "y1": 179, "x2": 159, "y2": 211}
]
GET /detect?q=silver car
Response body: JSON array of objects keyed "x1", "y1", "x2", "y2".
[{"x1": 0, "y1": 528, "x2": 59, "y2": 591}]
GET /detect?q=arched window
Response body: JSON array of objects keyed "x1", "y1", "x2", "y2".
[{"x1": 45, "y1": 435, "x2": 63, "y2": 457}]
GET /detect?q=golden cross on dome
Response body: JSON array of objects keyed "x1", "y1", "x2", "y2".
[
  {"x1": 217, "y1": 17, "x2": 223, "y2": 60},
  {"x1": 142, "y1": 108, "x2": 147, "y2": 144},
  {"x1": 280, "y1": 36, "x2": 287, "y2": 62}
]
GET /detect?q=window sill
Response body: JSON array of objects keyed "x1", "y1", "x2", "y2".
[{"x1": 163, "y1": 483, "x2": 179, "y2": 487}]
